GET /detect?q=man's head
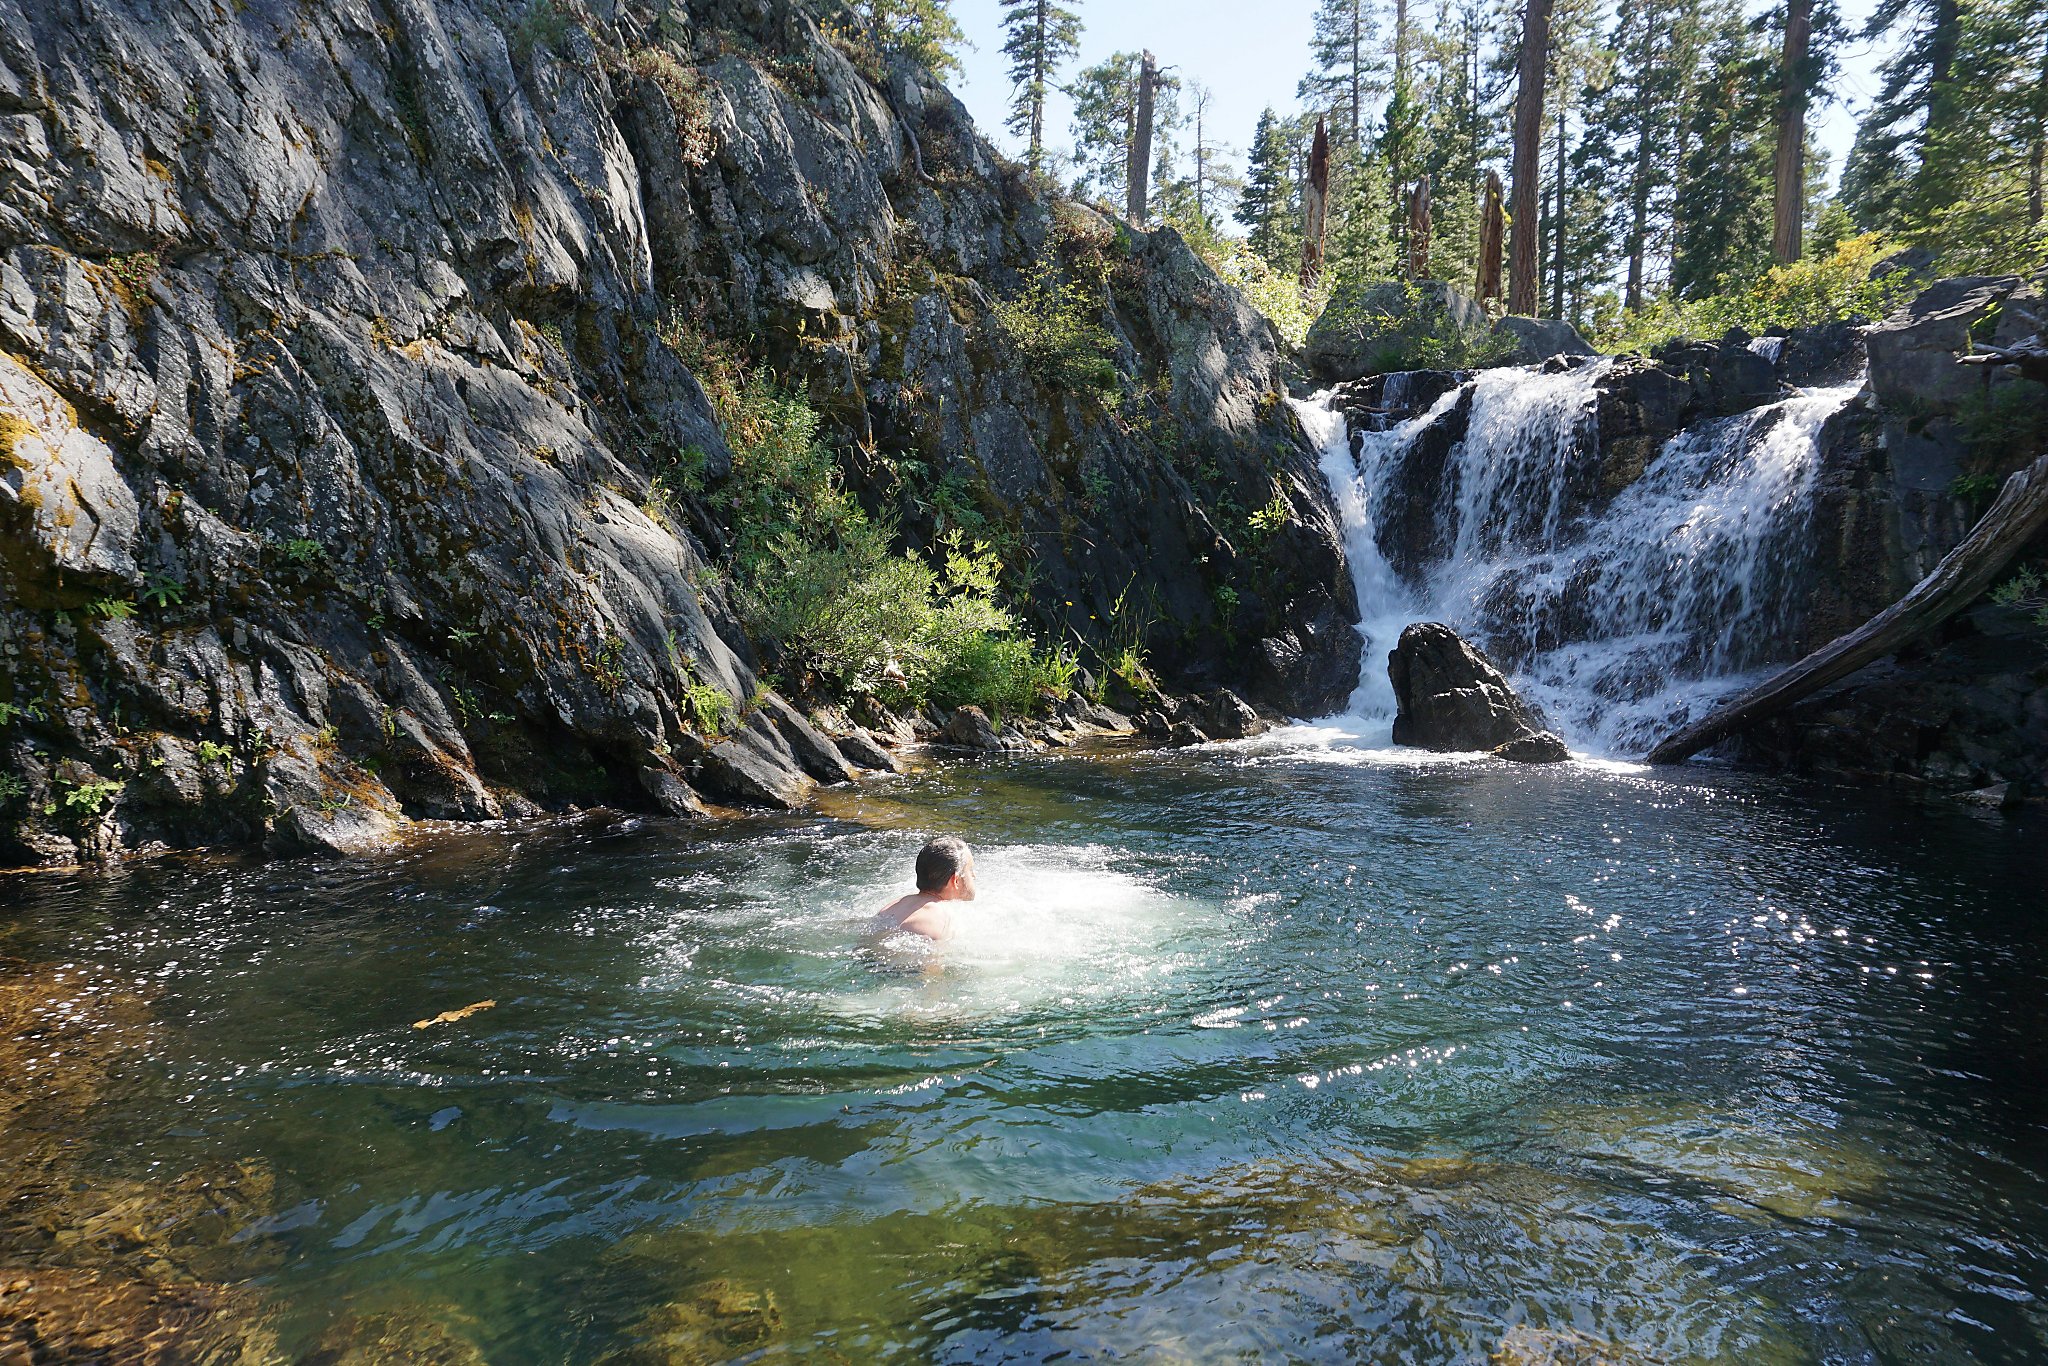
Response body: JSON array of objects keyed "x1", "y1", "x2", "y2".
[{"x1": 914, "y1": 836, "x2": 976, "y2": 901}]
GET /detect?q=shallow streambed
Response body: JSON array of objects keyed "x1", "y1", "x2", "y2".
[{"x1": 5, "y1": 730, "x2": 2048, "y2": 1362}]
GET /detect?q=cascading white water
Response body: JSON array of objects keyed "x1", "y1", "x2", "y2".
[{"x1": 1295, "y1": 364, "x2": 1865, "y2": 758}]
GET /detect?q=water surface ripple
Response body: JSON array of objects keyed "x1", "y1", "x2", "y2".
[{"x1": 5, "y1": 738, "x2": 2047, "y2": 1362}]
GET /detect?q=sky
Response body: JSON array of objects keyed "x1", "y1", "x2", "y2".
[{"x1": 941, "y1": 0, "x2": 1900, "y2": 201}]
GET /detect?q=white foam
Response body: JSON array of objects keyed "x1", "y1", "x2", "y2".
[
  {"x1": 825, "y1": 844, "x2": 1210, "y2": 1023},
  {"x1": 1294, "y1": 369, "x2": 1863, "y2": 760}
]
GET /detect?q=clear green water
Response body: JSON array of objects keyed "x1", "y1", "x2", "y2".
[{"x1": 6, "y1": 731, "x2": 2048, "y2": 1362}]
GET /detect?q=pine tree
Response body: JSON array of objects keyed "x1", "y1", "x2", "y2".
[
  {"x1": 1299, "y1": 0, "x2": 1387, "y2": 148},
  {"x1": 1905, "y1": 0, "x2": 2048, "y2": 268},
  {"x1": 1327, "y1": 144, "x2": 1397, "y2": 285},
  {"x1": 1846, "y1": 0, "x2": 1964, "y2": 233},
  {"x1": 1069, "y1": 52, "x2": 1181, "y2": 211},
  {"x1": 1671, "y1": 7, "x2": 1776, "y2": 297},
  {"x1": 1414, "y1": 0, "x2": 1496, "y2": 288},
  {"x1": 1538, "y1": 0, "x2": 1608, "y2": 318},
  {"x1": 1237, "y1": 108, "x2": 1303, "y2": 272},
  {"x1": 1575, "y1": 0, "x2": 1708, "y2": 309},
  {"x1": 846, "y1": 0, "x2": 966, "y2": 78},
  {"x1": 999, "y1": 0, "x2": 1083, "y2": 174}
]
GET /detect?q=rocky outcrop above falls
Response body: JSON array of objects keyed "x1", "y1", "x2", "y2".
[
  {"x1": 0, "y1": 0, "x2": 1355, "y2": 865},
  {"x1": 1388, "y1": 623, "x2": 1567, "y2": 762}
]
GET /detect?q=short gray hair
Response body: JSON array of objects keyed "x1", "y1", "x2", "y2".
[{"x1": 915, "y1": 836, "x2": 971, "y2": 892}]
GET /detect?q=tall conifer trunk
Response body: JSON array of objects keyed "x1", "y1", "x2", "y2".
[
  {"x1": 1508, "y1": 0, "x2": 1554, "y2": 316},
  {"x1": 1771, "y1": 0, "x2": 1812, "y2": 263},
  {"x1": 1028, "y1": 0, "x2": 1047, "y2": 170},
  {"x1": 1624, "y1": 65, "x2": 1655, "y2": 311},
  {"x1": 1128, "y1": 51, "x2": 1157, "y2": 225},
  {"x1": 1551, "y1": 100, "x2": 1567, "y2": 319}
]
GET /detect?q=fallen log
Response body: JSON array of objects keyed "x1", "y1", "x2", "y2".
[
  {"x1": 1645, "y1": 443, "x2": 2048, "y2": 764},
  {"x1": 1956, "y1": 334, "x2": 2048, "y2": 386}
]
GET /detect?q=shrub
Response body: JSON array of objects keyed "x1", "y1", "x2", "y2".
[
  {"x1": 696, "y1": 363, "x2": 1070, "y2": 717},
  {"x1": 1992, "y1": 564, "x2": 2048, "y2": 627},
  {"x1": 1603, "y1": 233, "x2": 1917, "y2": 354},
  {"x1": 990, "y1": 251, "x2": 1120, "y2": 396},
  {"x1": 615, "y1": 47, "x2": 713, "y2": 164},
  {"x1": 1198, "y1": 239, "x2": 1323, "y2": 348},
  {"x1": 680, "y1": 680, "x2": 733, "y2": 737},
  {"x1": 59, "y1": 778, "x2": 123, "y2": 816}
]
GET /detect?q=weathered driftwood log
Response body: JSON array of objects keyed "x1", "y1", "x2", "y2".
[
  {"x1": 1958, "y1": 335, "x2": 2048, "y2": 385},
  {"x1": 1645, "y1": 444, "x2": 2048, "y2": 764}
]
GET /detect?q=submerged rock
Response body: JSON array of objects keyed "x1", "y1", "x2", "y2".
[
  {"x1": 1388, "y1": 623, "x2": 1564, "y2": 761},
  {"x1": 833, "y1": 728, "x2": 902, "y2": 774},
  {"x1": 1492, "y1": 731, "x2": 1571, "y2": 764}
]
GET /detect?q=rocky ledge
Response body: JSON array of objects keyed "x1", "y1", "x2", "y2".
[{"x1": 0, "y1": 0, "x2": 1359, "y2": 866}]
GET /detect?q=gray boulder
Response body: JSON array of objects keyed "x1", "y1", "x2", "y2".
[
  {"x1": 1388, "y1": 622, "x2": 1566, "y2": 762},
  {"x1": 693, "y1": 711, "x2": 816, "y2": 811},
  {"x1": 1251, "y1": 594, "x2": 1362, "y2": 717},
  {"x1": 1305, "y1": 281, "x2": 1489, "y2": 382},
  {"x1": 754, "y1": 693, "x2": 857, "y2": 785},
  {"x1": 1866, "y1": 276, "x2": 2045, "y2": 413},
  {"x1": 1492, "y1": 732, "x2": 1570, "y2": 764},
  {"x1": 834, "y1": 728, "x2": 902, "y2": 773},
  {"x1": 1493, "y1": 315, "x2": 1594, "y2": 366},
  {"x1": 942, "y1": 706, "x2": 1002, "y2": 750}
]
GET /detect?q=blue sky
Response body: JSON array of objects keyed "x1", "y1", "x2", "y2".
[{"x1": 942, "y1": 0, "x2": 1898, "y2": 198}]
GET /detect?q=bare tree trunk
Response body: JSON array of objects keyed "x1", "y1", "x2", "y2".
[
  {"x1": 1408, "y1": 175, "x2": 1432, "y2": 278},
  {"x1": 1625, "y1": 93, "x2": 1654, "y2": 310},
  {"x1": 1647, "y1": 445, "x2": 2048, "y2": 765},
  {"x1": 1478, "y1": 169, "x2": 1504, "y2": 306},
  {"x1": 1508, "y1": 0, "x2": 1553, "y2": 317},
  {"x1": 1301, "y1": 116, "x2": 1332, "y2": 290},
  {"x1": 1396, "y1": 0, "x2": 1411, "y2": 80},
  {"x1": 1033, "y1": 0, "x2": 1050, "y2": 171},
  {"x1": 1771, "y1": 0, "x2": 1812, "y2": 263},
  {"x1": 1128, "y1": 50, "x2": 1157, "y2": 226},
  {"x1": 1551, "y1": 98, "x2": 1567, "y2": 319},
  {"x1": 2032, "y1": 32, "x2": 2048, "y2": 226}
]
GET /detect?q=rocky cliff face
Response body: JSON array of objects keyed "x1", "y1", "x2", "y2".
[{"x1": 0, "y1": 0, "x2": 1356, "y2": 864}]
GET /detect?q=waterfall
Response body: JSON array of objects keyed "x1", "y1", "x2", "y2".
[{"x1": 1295, "y1": 364, "x2": 1864, "y2": 757}]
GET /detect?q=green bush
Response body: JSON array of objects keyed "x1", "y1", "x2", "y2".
[
  {"x1": 990, "y1": 251, "x2": 1120, "y2": 396},
  {"x1": 1603, "y1": 233, "x2": 1917, "y2": 354},
  {"x1": 695, "y1": 360, "x2": 1071, "y2": 718},
  {"x1": 1198, "y1": 239, "x2": 1323, "y2": 348},
  {"x1": 1992, "y1": 564, "x2": 2048, "y2": 627}
]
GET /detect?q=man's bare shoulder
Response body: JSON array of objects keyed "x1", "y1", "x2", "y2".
[{"x1": 869, "y1": 893, "x2": 953, "y2": 942}]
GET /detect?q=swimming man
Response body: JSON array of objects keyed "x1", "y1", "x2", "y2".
[{"x1": 869, "y1": 836, "x2": 975, "y2": 942}]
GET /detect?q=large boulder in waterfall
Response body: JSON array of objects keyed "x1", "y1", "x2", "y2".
[
  {"x1": 1865, "y1": 276, "x2": 2045, "y2": 413},
  {"x1": 1388, "y1": 623, "x2": 1567, "y2": 762},
  {"x1": 1493, "y1": 315, "x2": 1595, "y2": 366},
  {"x1": 1305, "y1": 281, "x2": 1490, "y2": 382}
]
